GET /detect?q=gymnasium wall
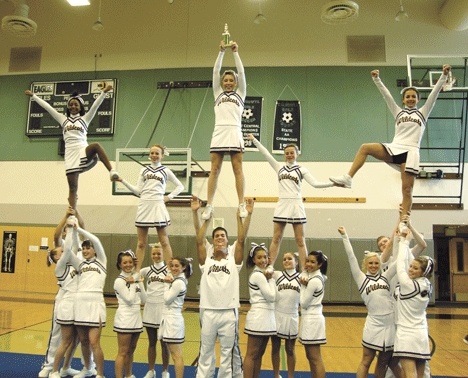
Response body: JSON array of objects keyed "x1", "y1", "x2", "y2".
[{"x1": 0, "y1": 64, "x2": 462, "y2": 303}]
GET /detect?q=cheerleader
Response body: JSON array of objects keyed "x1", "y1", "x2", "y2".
[
  {"x1": 119, "y1": 144, "x2": 184, "y2": 270},
  {"x1": 160, "y1": 257, "x2": 193, "y2": 378},
  {"x1": 338, "y1": 226, "x2": 402, "y2": 378},
  {"x1": 140, "y1": 243, "x2": 171, "y2": 378},
  {"x1": 65, "y1": 217, "x2": 107, "y2": 378},
  {"x1": 299, "y1": 251, "x2": 328, "y2": 378},
  {"x1": 247, "y1": 134, "x2": 335, "y2": 267},
  {"x1": 393, "y1": 227, "x2": 434, "y2": 378},
  {"x1": 244, "y1": 243, "x2": 276, "y2": 378},
  {"x1": 114, "y1": 250, "x2": 146, "y2": 378},
  {"x1": 270, "y1": 252, "x2": 301, "y2": 378},
  {"x1": 201, "y1": 40, "x2": 247, "y2": 221},
  {"x1": 330, "y1": 65, "x2": 451, "y2": 226},
  {"x1": 47, "y1": 225, "x2": 82, "y2": 378},
  {"x1": 24, "y1": 86, "x2": 119, "y2": 210},
  {"x1": 39, "y1": 207, "x2": 84, "y2": 378}
]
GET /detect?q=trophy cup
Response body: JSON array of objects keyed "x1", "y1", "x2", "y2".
[{"x1": 222, "y1": 23, "x2": 232, "y2": 47}]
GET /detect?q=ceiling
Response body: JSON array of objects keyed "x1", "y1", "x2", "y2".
[{"x1": 0, "y1": 0, "x2": 467, "y2": 75}]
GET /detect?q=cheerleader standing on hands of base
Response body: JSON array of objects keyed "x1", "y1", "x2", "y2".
[
  {"x1": 118, "y1": 144, "x2": 184, "y2": 271},
  {"x1": 25, "y1": 85, "x2": 120, "y2": 210},
  {"x1": 330, "y1": 65, "x2": 451, "y2": 228},
  {"x1": 202, "y1": 40, "x2": 247, "y2": 221},
  {"x1": 243, "y1": 243, "x2": 277, "y2": 378},
  {"x1": 247, "y1": 134, "x2": 335, "y2": 267},
  {"x1": 300, "y1": 251, "x2": 328, "y2": 378}
]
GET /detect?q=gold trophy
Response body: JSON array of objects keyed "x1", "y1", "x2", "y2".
[{"x1": 222, "y1": 23, "x2": 232, "y2": 47}]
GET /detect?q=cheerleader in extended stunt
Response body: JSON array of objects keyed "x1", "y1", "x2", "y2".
[
  {"x1": 338, "y1": 226, "x2": 403, "y2": 378},
  {"x1": 201, "y1": 40, "x2": 247, "y2": 221},
  {"x1": 25, "y1": 85, "x2": 120, "y2": 210},
  {"x1": 118, "y1": 144, "x2": 184, "y2": 271},
  {"x1": 330, "y1": 65, "x2": 451, "y2": 229},
  {"x1": 394, "y1": 225, "x2": 434, "y2": 378},
  {"x1": 247, "y1": 134, "x2": 336, "y2": 267}
]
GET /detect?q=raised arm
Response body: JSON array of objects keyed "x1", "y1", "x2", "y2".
[
  {"x1": 405, "y1": 215, "x2": 427, "y2": 258},
  {"x1": 371, "y1": 70, "x2": 401, "y2": 118},
  {"x1": 338, "y1": 226, "x2": 366, "y2": 286},
  {"x1": 248, "y1": 134, "x2": 281, "y2": 172},
  {"x1": 82, "y1": 86, "x2": 112, "y2": 123},
  {"x1": 25, "y1": 90, "x2": 66, "y2": 124},
  {"x1": 420, "y1": 64, "x2": 450, "y2": 117},
  {"x1": 231, "y1": 43, "x2": 246, "y2": 99},
  {"x1": 212, "y1": 43, "x2": 225, "y2": 96},
  {"x1": 396, "y1": 232, "x2": 416, "y2": 292},
  {"x1": 77, "y1": 226, "x2": 106, "y2": 267},
  {"x1": 234, "y1": 198, "x2": 254, "y2": 265}
]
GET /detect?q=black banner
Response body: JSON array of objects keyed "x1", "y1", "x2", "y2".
[
  {"x1": 241, "y1": 96, "x2": 263, "y2": 151},
  {"x1": 26, "y1": 79, "x2": 117, "y2": 137},
  {"x1": 273, "y1": 100, "x2": 301, "y2": 153},
  {"x1": 2, "y1": 231, "x2": 16, "y2": 274}
]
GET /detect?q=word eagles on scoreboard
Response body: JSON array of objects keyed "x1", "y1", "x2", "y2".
[{"x1": 26, "y1": 79, "x2": 117, "y2": 137}]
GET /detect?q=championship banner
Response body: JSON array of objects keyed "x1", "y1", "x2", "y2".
[
  {"x1": 2, "y1": 231, "x2": 16, "y2": 274},
  {"x1": 273, "y1": 100, "x2": 301, "y2": 154},
  {"x1": 242, "y1": 96, "x2": 263, "y2": 151}
]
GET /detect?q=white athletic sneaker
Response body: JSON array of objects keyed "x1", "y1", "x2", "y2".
[
  {"x1": 201, "y1": 204, "x2": 214, "y2": 220},
  {"x1": 238, "y1": 203, "x2": 248, "y2": 218},
  {"x1": 143, "y1": 370, "x2": 155, "y2": 378},
  {"x1": 125, "y1": 375, "x2": 136, "y2": 378},
  {"x1": 66, "y1": 215, "x2": 77, "y2": 227},
  {"x1": 74, "y1": 367, "x2": 96, "y2": 378},
  {"x1": 161, "y1": 371, "x2": 170, "y2": 378},
  {"x1": 110, "y1": 169, "x2": 120, "y2": 181},
  {"x1": 330, "y1": 174, "x2": 352, "y2": 188},
  {"x1": 38, "y1": 366, "x2": 52, "y2": 378},
  {"x1": 398, "y1": 222, "x2": 410, "y2": 235},
  {"x1": 49, "y1": 372, "x2": 61, "y2": 378},
  {"x1": 60, "y1": 367, "x2": 81, "y2": 377}
]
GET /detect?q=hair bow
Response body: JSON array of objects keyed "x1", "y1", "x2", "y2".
[{"x1": 249, "y1": 242, "x2": 267, "y2": 257}]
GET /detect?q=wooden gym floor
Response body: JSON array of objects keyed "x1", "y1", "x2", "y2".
[{"x1": 0, "y1": 293, "x2": 467, "y2": 377}]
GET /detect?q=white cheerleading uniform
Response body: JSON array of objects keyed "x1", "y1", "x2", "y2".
[
  {"x1": 373, "y1": 72, "x2": 447, "y2": 174},
  {"x1": 55, "y1": 258, "x2": 79, "y2": 326},
  {"x1": 41, "y1": 287, "x2": 64, "y2": 370},
  {"x1": 113, "y1": 271, "x2": 146, "y2": 333},
  {"x1": 67, "y1": 227, "x2": 107, "y2": 327},
  {"x1": 393, "y1": 239, "x2": 432, "y2": 360},
  {"x1": 245, "y1": 267, "x2": 277, "y2": 336},
  {"x1": 160, "y1": 274, "x2": 187, "y2": 344},
  {"x1": 252, "y1": 138, "x2": 333, "y2": 224},
  {"x1": 341, "y1": 233, "x2": 397, "y2": 352},
  {"x1": 299, "y1": 270, "x2": 327, "y2": 345},
  {"x1": 273, "y1": 269, "x2": 300, "y2": 339},
  {"x1": 196, "y1": 254, "x2": 242, "y2": 378},
  {"x1": 210, "y1": 51, "x2": 246, "y2": 153},
  {"x1": 31, "y1": 91, "x2": 108, "y2": 175},
  {"x1": 140, "y1": 262, "x2": 168, "y2": 329},
  {"x1": 121, "y1": 162, "x2": 184, "y2": 228}
]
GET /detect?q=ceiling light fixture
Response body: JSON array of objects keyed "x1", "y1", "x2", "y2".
[
  {"x1": 67, "y1": 0, "x2": 90, "y2": 6},
  {"x1": 254, "y1": 1, "x2": 266, "y2": 24},
  {"x1": 92, "y1": 0, "x2": 104, "y2": 31},
  {"x1": 395, "y1": 0, "x2": 409, "y2": 22}
]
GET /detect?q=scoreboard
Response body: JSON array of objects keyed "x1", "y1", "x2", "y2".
[{"x1": 26, "y1": 79, "x2": 117, "y2": 137}]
